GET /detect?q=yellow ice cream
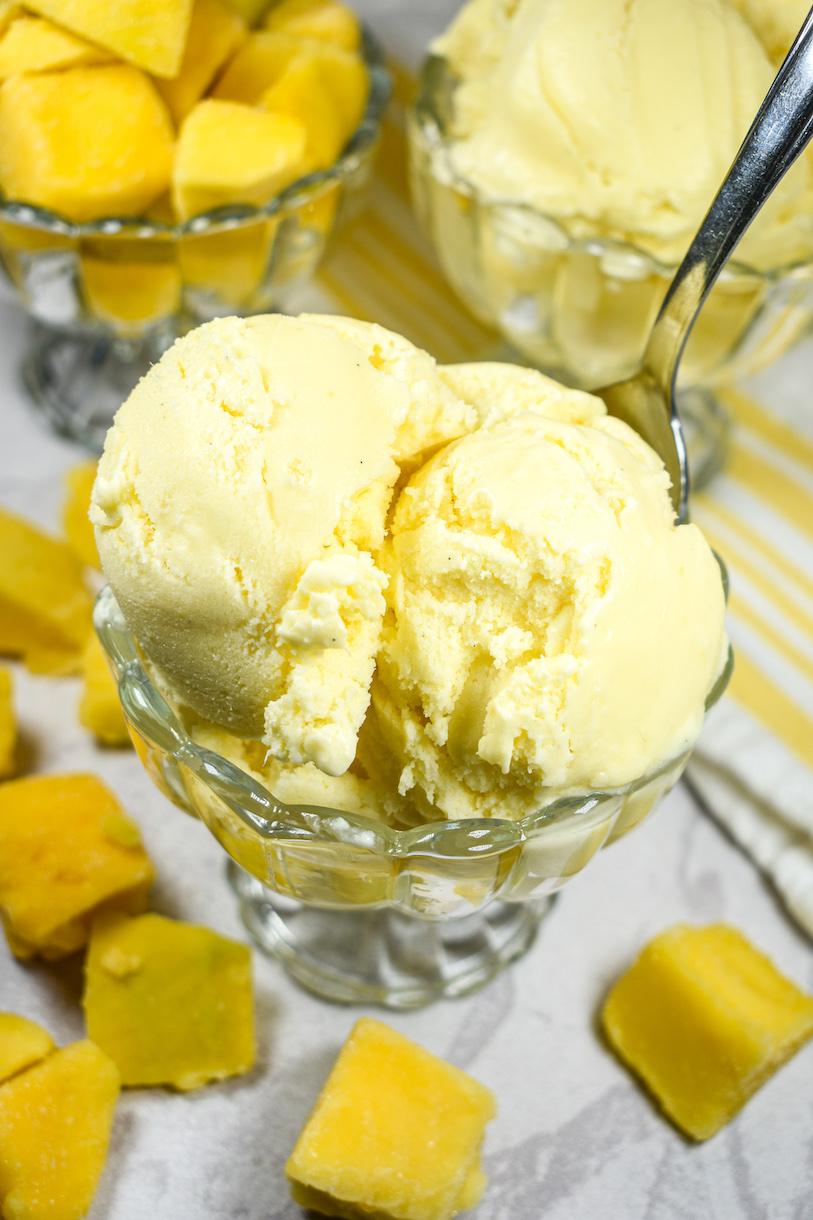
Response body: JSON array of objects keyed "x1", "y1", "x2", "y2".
[
  {"x1": 433, "y1": 0, "x2": 813, "y2": 269},
  {"x1": 729, "y1": 0, "x2": 808, "y2": 60},
  {"x1": 92, "y1": 314, "x2": 473, "y2": 778},
  {"x1": 94, "y1": 318, "x2": 727, "y2": 823},
  {"x1": 361, "y1": 362, "x2": 728, "y2": 824}
]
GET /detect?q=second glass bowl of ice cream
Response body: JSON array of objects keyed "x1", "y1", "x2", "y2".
[
  {"x1": 408, "y1": 0, "x2": 813, "y2": 485},
  {"x1": 91, "y1": 312, "x2": 731, "y2": 1009}
]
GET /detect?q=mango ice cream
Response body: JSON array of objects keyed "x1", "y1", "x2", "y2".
[{"x1": 93, "y1": 315, "x2": 727, "y2": 824}]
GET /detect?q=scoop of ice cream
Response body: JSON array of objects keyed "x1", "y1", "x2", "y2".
[
  {"x1": 434, "y1": 0, "x2": 813, "y2": 268},
  {"x1": 361, "y1": 365, "x2": 728, "y2": 823},
  {"x1": 92, "y1": 313, "x2": 473, "y2": 777},
  {"x1": 729, "y1": 0, "x2": 808, "y2": 60}
]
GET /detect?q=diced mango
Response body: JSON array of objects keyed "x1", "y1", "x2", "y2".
[
  {"x1": 0, "y1": 1039, "x2": 119, "y2": 1220},
  {"x1": 80, "y1": 238, "x2": 181, "y2": 331},
  {"x1": 63, "y1": 460, "x2": 99, "y2": 570},
  {"x1": 263, "y1": 0, "x2": 360, "y2": 52},
  {"x1": 0, "y1": 666, "x2": 15, "y2": 781},
  {"x1": 286, "y1": 1017, "x2": 496, "y2": 1220},
  {"x1": 0, "y1": 4, "x2": 23, "y2": 36},
  {"x1": 0, "y1": 1014, "x2": 55, "y2": 1084},
  {"x1": 212, "y1": 30, "x2": 304, "y2": 103},
  {"x1": 0, "y1": 506, "x2": 91, "y2": 675},
  {"x1": 25, "y1": 0, "x2": 193, "y2": 77},
  {"x1": 79, "y1": 633, "x2": 131, "y2": 749},
  {"x1": 178, "y1": 217, "x2": 278, "y2": 303},
  {"x1": 262, "y1": 57, "x2": 343, "y2": 170},
  {"x1": 221, "y1": 0, "x2": 270, "y2": 20},
  {"x1": 84, "y1": 911, "x2": 255, "y2": 1090},
  {"x1": 0, "y1": 14, "x2": 112, "y2": 78},
  {"x1": 156, "y1": 0, "x2": 246, "y2": 124},
  {"x1": 172, "y1": 98, "x2": 306, "y2": 219},
  {"x1": 602, "y1": 923, "x2": 813, "y2": 1141},
  {"x1": 261, "y1": 43, "x2": 366, "y2": 169},
  {"x1": 0, "y1": 66, "x2": 174, "y2": 223},
  {"x1": 0, "y1": 773, "x2": 154, "y2": 961}
]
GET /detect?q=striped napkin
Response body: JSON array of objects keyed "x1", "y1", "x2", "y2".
[{"x1": 298, "y1": 64, "x2": 813, "y2": 939}]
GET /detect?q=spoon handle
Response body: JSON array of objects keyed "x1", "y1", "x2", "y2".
[{"x1": 645, "y1": 7, "x2": 813, "y2": 390}]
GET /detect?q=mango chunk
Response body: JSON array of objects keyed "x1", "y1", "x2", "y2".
[
  {"x1": 84, "y1": 911, "x2": 255, "y2": 1090},
  {"x1": 156, "y1": 0, "x2": 246, "y2": 124},
  {"x1": 0, "y1": 14, "x2": 112, "y2": 78},
  {"x1": 0, "y1": 66, "x2": 174, "y2": 223},
  {"x1": 25, "y1": 0, "x2": 193, "y2": 77},
  {"x1": 222, "y1": 0, "x2": 270, "y2": 20},
  {"x1": 0, "y1": 666, "x2": 15, "y2": 781},
  {"x1": 0, "y1": 1014, "x2": 55, "y2": 1084},
  {"x1": 0, "y1": 506, "x2": 91, "y2": 675},
  {"x1": 78, "y1": 633, "x2": 131, "y2": 748},
  {"x1": 262, "y1": 54, "x2": 343, "y2": 170},
  {"x1": 261, "y1": 43, "x2": 367, "y2": 170},
  {"x1": 602, "y1": 923, "x2": 813, "y2": 1141},
  {"x1": 0, "y1": 774, "x2": 154, "y2": 961},
  {"x1": 212, "y1": 29, "x2": 303, "y2": 103},
  {"x1": 80, "y1": 238, "x2": 181, "y2": 330},
  {"x1": 0, "y1": 1039, "x2": 119, "y2": 1220},
  {"x1": 172, "y1": 98, "x2": 305, "y2": 219},
  {"x1": 263, "y1": 0, "x2": 360, "y2": 52},
  {"x1": 286, "y1": 1017, "x2": 496, "y2": 1220},
  {"x1": 62, "y1": 460, "x2": 99, "y2": 570}
]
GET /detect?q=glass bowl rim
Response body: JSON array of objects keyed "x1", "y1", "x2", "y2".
[
  {"x1": 0, "y1": 25, "x2": 391, "y2": 242},
  {"x1": 411, "y1": 51, "x2": 813, "y2": 285},
  {"x1": 94, "y1": 583, "x2": 734, "y2": 862}
]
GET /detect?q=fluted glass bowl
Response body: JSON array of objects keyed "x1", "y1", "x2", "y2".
[
  {"x1": 95, "y1": 584, "x2": 733, "y2": 1009},
  {"x1": 408, "y1": 54, "x2": 813, "y2": 486},
  {"x1": 0, "y1": 31, "x2": 390, "y2": 452}
]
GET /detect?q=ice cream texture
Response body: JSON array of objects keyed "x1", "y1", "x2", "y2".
[
  {"x1": 94, "y1": 316, "x2": 727, "y2": 823},
  {"x1": 432, "y1": 0, "x2": 813, "y2": 269}
]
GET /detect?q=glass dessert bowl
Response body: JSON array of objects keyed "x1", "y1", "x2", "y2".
[
  {"x1": 95, "y1": 584, "x2": 733, "y2": 1010},
  {"x1": 0, "y1": 31, "x2": 390, "y2": 452},
  {"x1": 408, "y1": 54, "x2": 813, "y2": 487}
]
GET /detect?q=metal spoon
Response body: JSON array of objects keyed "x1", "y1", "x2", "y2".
[{"x1": 599, "y1": 8, "x2": 813, "y2": 523}]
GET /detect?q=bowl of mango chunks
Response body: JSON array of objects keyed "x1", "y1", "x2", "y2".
[{"x1": 0, "y1": 0, "x2": 391, "y2": 448}]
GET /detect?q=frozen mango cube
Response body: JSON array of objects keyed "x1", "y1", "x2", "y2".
[
  {"x1": 172, "y1": 98, "x2": 305, "y2": 219},
  {"x1": 80, "y1": 237, "x2": 181, "y2": 330},
  {"x1": 286, "y1": 1017, "x2": 495, "y2": 1220},
  {"x1": 26, "y1": 0, "x2": 193, "y2": 77},
  {"x1": 0, "y1": 666, "x2": 15, "y2": 781},
  {"x1": 262, "y1": 54, "x2": 344, "y2": 170},
  {"x1": 0, "y1": 1039, "x2": 119, "y2": 1220},
  {"x1": 0, "y1": 14, "x2": 112, "y2": 78},
  {"x1": 63, "y1": 460, "x2": 99, "y2": 570},
  {"x1": 0, "y1": 506, "x2": 91, "y2": 675},
  {"x1": 84, "y1": 911, "x2": 255, "y2": 1090},
  {"x1": 156, "y1": 0, "x2": 246, "y2": 124},
  {"x1": 212, "y1": 29, "x2": 303, "y2": 103},
  {"x1": 0, "y1": 774, "x2": 154, "y2": 961},
  {"x1": 264, "y1": 0, "x2": 360, "y2": 52},
  {"x1": 0, "y1": 1014, "x2": 54, "y2": 1084},
  {"x1": 0, "y1": 65, "x2": 174, "y2": 223},
  {"x1": 602, "y1": 923, "x2": 813, "y2": 1141},
  {"x1": 262, "y1": 43, "x2": 366, "y2": 170},
  {"x1": 79, "y1": 633, "x2": 131, "y2": 748}
]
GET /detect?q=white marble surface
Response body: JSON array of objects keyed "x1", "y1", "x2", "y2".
[{"x1": 2, "y1": 290, "x2": 813, "y2": 1218}]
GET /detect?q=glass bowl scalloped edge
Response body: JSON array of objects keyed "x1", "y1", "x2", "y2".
[{"x1": 94, "y1": 580, "x2": 734, "y2": 918}]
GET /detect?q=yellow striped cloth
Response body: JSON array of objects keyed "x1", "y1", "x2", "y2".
[{"x1": 299, "y1": 66, "x2": 813, "y2": 936}]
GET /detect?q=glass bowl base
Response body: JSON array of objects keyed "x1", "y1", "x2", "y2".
[
  {"x1": 228, "y1": 861, "x2": 552, "y2": 1009},
  {"x1": 22, "y1": 324, "x2": 177, "y2": 452}
]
